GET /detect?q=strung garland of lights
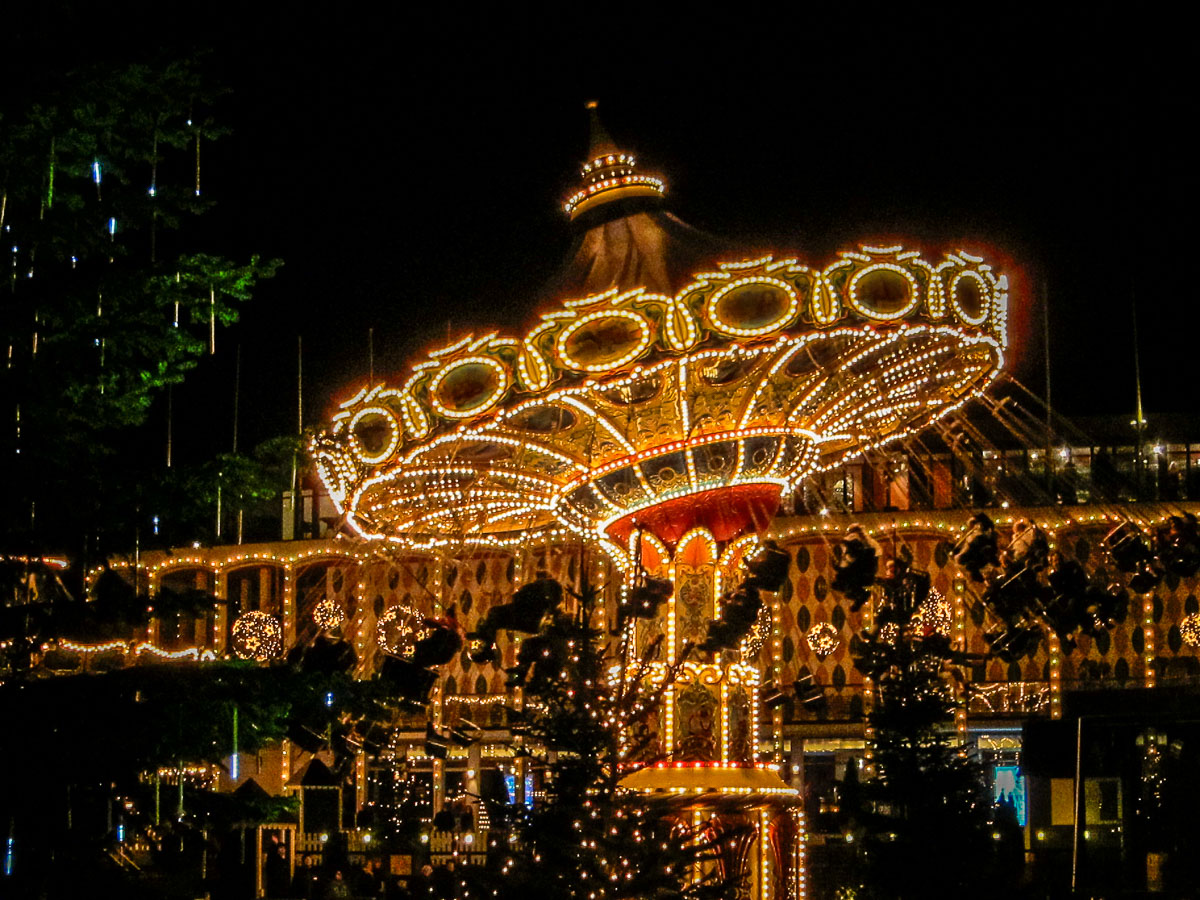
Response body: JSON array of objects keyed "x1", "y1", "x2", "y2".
[
  {"x1": 376, "y1": 604, "x2": 428, "y2": 658},
  {"x1": 46, "y1": 638, "x2": 218, "y2": 662},
  {"x1": 313, "y1": 596, "x2": 346, "y2": 630},
  {"x1": 806, "y1": 622, "x2": 840, "y2": 661},
  {"x1": 968, "y1": 681, "x2": 1050, "y2": 715},
  {"x1": 231, "y1": 611, "x2": 283, "y2": 660}
]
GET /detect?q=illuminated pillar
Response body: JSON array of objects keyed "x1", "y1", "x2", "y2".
[
  {"x1": 758, "y1": 808, "x2": 772, "y2": 900},
  {"x1": 432, "y1": 682, "x2": 445, "y2": 815},
  {"x1": 355, "y1": 751, "x2": 367, "y2": 812},
  {"x1": 352, "y1": 559, "x2": 370, "y2": 677},
  {"x1": 1048, "y1": 631, "x2": 1063, "y2": 720},
  {"x1": 212, "y1": 569, "x2": 228, "y2": 656},
  {"x1": 255, "y1": 826, "x2": 263, "y2": 899},
  {"x1": 953, "y1": 576, "x2": 968, "y2": 745},
  {"x1": 862, "y1": 578, "x2": 876, "y2": 776},
  {"x1": 282, "y1": 562, "x2": 296, "y2": 650},
  {"x1": 720, "y1": 679, "x2": 731, "y2": 763},
  {"x1": 792, "y1": 807, "x2": 808, "y2": 900},
  {"x1": 1143, "y1": 593, "x2": 1157, "y2": 688},
  {"x1": 770, "y1": 591, "x2": 784, "y2": 765}
]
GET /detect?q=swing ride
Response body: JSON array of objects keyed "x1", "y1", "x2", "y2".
[{"x1": 308, "y1": 107, "x2": 1014, "y2": 898}]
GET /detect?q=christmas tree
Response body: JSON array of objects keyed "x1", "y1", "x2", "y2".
[
  {"x1": 475, "y1": 570, "x2": 745, "y2": 900},
  {"x1": 839, "y1": 552, "x2": 996, "y2": 899}
]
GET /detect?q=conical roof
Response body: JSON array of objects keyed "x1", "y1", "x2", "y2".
[
  {"x1": 296, "y1": 757, "x2": 338, "y2": 787},
  {"x1": 553, "y1": 103, "x2": 728, "y2": 298},
  {"x1": 584, "y1": 100, "x2": 619, "y2": 159},
  {"x1": 233, "y1": 776, "x2": 273, "y2": 801}
]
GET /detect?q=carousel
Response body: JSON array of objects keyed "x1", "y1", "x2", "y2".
[{"x1": 312, "y1": 106, "x2": 1012, "y2": 898}]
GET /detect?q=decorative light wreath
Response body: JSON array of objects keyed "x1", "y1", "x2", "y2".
[
  {"x1": 377, "y1": 604, "x2": 429, "y2": 658},
  {"x1": 806, "y1": 622, "x2": 840, "y2": 661},
  {"x1": 1181, "y1": 612, "x2": 1200, "y2": 648},
  {"x1": 313, "y1": 597, "x2": 346, "y2": 630},
  {"x1": 232, "y1": 611, "x2": 283, "y2": 661}
]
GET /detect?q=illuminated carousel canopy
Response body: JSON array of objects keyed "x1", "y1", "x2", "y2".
[
  {"x1": 315, "y1": 246, "x2": 1007, "y2": 545},
  {"x1": 313, "y1": 115, "x2": 1010, "y2": 549}
]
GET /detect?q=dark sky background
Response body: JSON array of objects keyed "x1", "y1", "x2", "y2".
[{"x1": 7, "y1": 5, "x2": 1196, "y2": 467}]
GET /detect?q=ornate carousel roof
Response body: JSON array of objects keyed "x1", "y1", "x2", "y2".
[{"x1": 313, "y1": 110, "x2": 1010, "y2": 548}]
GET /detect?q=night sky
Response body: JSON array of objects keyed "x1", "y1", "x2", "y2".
[{"x1": 7, "y1": 5, "x2": 1196, "y2": 466}]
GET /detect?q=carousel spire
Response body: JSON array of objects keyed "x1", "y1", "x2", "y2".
[
  {"x1": 585, "y1": 99, "x2": 619, "y2": 158},
  {"x1": 563, "y1": 101, "x2": 666, "y2": 221}
]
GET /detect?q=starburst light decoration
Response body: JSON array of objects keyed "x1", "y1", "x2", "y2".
[
  {"x1": 741, "y1": 602, "x2": 774, "y2": 657},
  {"x1": 1181, "y1": 613, "x2": 1200, "y2": 648},
  {"x1": 806, "y1": 622, "x2": 840, "y2": 661},
  {"x1": 313, "y1": 597, "x2": 346, "y2": 630},
  {"x1": 376, "y1": 604, "x2": 428, "y2": 658},
  {"x1": 231, "y1": 611, "x2": 283, "y2": 661}
]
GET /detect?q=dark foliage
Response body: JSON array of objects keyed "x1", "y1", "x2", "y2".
[
  {"x1": 842, "y1": 556, "x2": 1000, "y2": 899},
  {"x1": 0, "y1": 55, "x2": 281, "y2": 574}
]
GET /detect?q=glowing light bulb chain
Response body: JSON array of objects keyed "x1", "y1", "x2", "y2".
[
  {"x1": 194, "y1": 122, "x2": 201, "y2": 197},
  {"x1": 231, "y1": 705, "x2": 239, "y2": 781},
  {"x1": 46, "y1": 136, "x2": 55, "y2": 212},
  {"x1": 149, "y1": 131, "x2": 158, "y2": 198}
]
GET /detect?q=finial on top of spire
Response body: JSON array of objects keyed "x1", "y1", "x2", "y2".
[
  {"x1": 585, "y1": 100, "x2": 619, "y2": 160},
  {"x1": 564, "y1": 103, "x2": 666, "y2": 221}
]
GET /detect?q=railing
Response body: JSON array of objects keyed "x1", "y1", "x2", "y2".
[
  {"x1": 968, "y1": 681, "x2": 1050, "y2": 716},
  {"x1": 429, "y1": 829, "x2": 489, "y2": 866},
  {"x1": 294, "y1": 830, "x2": 375, "y2": 854}
]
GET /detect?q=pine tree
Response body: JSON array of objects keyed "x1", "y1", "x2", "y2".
[
  {"x1": 477, "y1": 571, "x2": 742, "y2": 900},
  {"x1": 841, "y1": 560, "x2": 996, "y2": 899},
  {"x1": 0, "y1": 56, "x2": 280, "y2": 566}
]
